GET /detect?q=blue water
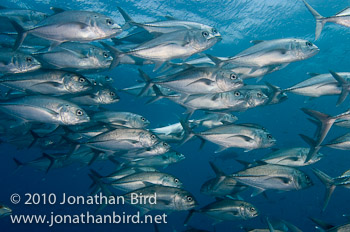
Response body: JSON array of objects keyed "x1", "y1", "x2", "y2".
[{"x1": 1, "y1": 0, "x2": 350, "y2": 231}]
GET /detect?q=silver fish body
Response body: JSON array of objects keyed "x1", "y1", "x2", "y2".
[
  {"x1": 91, "y1": 111, "x2": 149, "y2": 128},
  {"x1": 0, "y1": 48, "x2": 41, "y2": 74}
]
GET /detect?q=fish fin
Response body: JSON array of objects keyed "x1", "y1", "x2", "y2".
[
  {"x1": 265, "y1": 81, "x2": 284, "y2": 105},
  {"x1": 183, "y1": 209, "x2": 196, "y2": 226},
  {"x1": 307, "y1": 72, "x2": 320, "y2": 77},
  {"x1": 13, "y1": 158, "x2": 24, "y2": 173},
  {"x1": 329, "y1": 70, "x2": 350, "y2": 106},
  {"x1": 298, "y1": 133, "x2": 320, "y2": 163},
  {"x1": 312, "y1": 168, "x2": 336, "y2": 212},
  {"x1": 335, "y1": 7, "x2": 350, "y2": 16},
  {"x1": 88, "y1": 149, "x2": 104, "y2": 166},
  {"x1": 137, "y1": 69, "x2": 154, "y2": 96},
  {"x1": 99, "y1": 42, "x2": 123, "y2": 69},
  {"x1": 301, "y1": 108, "x2": 335, "y2": 147},
  {"x1": 146, "y1": 84, "x2": 178, "y2": 104},
  {"x1": 228, "y1": 135, "x2": 254, "y2": 142},
  {"x1": 164, "y1": 15, "x2": 177, "y2": 20},
  {"x1": 117, "y1": 7, "x2": 135, "y2": 30},
  {"x1": 309, "y1": 217, "x2": 335, "y2": 231},
  {"x1": 179, "y1": 119, "x2": 196, "y2": 145},
  {"x1": 235, "y1": 159, "x2": 252, "y2": 168},
  {"x1": 301, "y1": 0, "x2": 325, "y2": 40},
  {"x1": 214, "y1": 146, "x2": 229, "y2": 153},
  {"x1": 209, "y1": 161, "x2": 226, "y2": 176},
  {"x1": 250, "y1": 40, "x2": 264, "y2": 45},
  {"x1": 42, "y1": 153, "x2": 56, "y2": 174},
  {"x1": 153, "y1": 61, "x2": 165, "y2": 72},
  {"x1": 206, "y1": 54, "x2": 224, "y2": 68},
  {"x1": 9, "y1": 19, "x2": 28, "y2": 51},
  {"x1": 28, "y1": 130, "x2": 42, "y2": 148},
  {"x1": 49, "y1": 7, "x2": 65, "y2": 14},
  {"x1": 250, "y1": 187, "x2": 265, "y2": 197}
]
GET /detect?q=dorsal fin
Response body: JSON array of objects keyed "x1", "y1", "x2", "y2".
[
  {"x1": 209, "y1": 161, "x2": 225, "y2": 176},
  {"x1": 250, "y1": 40, "x2": 265, "y2": 45},
  {"x1": 335, "y1": 7, "x2": 350, "y2": 16},
  {"x1": 164, "y1": 16, "x2": 177, "y2": 21},
  {"x1": 307, "y1": 72, "x2": 320, "y2": 77},
  {"x1": 50, "y1": 7, "x2": 65, "y2": 14}
]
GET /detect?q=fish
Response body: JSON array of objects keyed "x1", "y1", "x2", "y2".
[
  {"x1": 117, "y1": 141, "x2": 170, "y2": 160},
  {"x1": 324, "y1": 133, "x2": 350, "y2": 150},
  {"x1": 284, "y1": 71, "x2": 350, "y2": 105},
  {"x1": 11, "y1": 10, "x2": 122, "y2": 50},
  {"x1": 84, "y1": 128, "x2": 160, "y2": 152},
  {"x1": 0, "y1": 95, "x2": 89, "y2": 125},
  {"x1": 109, "y1": 171, "x2": 183, "y2": 192},
  {"x1": 138, "y1": 66, "x2": 244, "y2": 95},
  {"x1": 302, "y1": 0, "x2": 350, "y2": 40},
  {"x1": 184, "y1": 199, "x2": 258, "y2": 226},
  {"x1": 183, "y1": 123, "x2": 276, "y2": 153},
  {"x1": 33, "y1": 42, "x2": 113, "y2": 72},
  {"x1": 0, "y1": 205, "x2": 12, "y2": 218},
  {"x1": 0, "y1": 70, "x2": 92, "y2": 95},
  {"x1": 91, "y1": 111, "x2": 150, "y2": 128},
  {"x1": 211, "y1": 38, "x2": 319, "y2": 68},
  {"x1": 260, "y1": 147, "x2": 323, "y2": 166},
  {"x1": 0, "y1": 48, "x2": 41, "y2": 74},
  {"x1": 122, "y1": 185, "x2": 197, "y2": 215},
  {"x1": 122, "y1": 150, "x2": 185, "y2": 168},
  {"x1": 230, "y1": 163, "x2": 313, "y2": 196},
  {"x1": 118, "y1": 7, "x2": 219, "y2": 35},
  {"x1": 67, "y1": 85, "x2": 119, "y2": 105},
  {"x1": 102, "y1": 28, "x2": 221, "y2": 70},
  {"x1": 312, "y1": 168, "x2": 350, "y2": 212}
]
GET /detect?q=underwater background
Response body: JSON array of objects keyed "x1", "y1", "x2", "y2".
[{"x1": 0, "y1": 0, "x2": 350, "y2": 231}]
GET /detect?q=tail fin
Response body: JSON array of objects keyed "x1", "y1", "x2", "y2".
[
  {"x1": 13, "y1": 158, "x2": 24, "y2": 173},
  {"x1": 309, "y1": 217, "x2": 335, "y2": 231},
  {"x1": 99, "y1": 42, "x2": 123, "y2": 69},
  {"x1": 302, "y1": 0, "x2": 325, "y2": 40},
  {"x1": 179, "y1": 119, "x2": 197, "y2": 145},
  {"x1": 138, "y1": 69, "x2": 154, "y2": 97},
  {"x1": 42, "y1": 153, "x2": 57, "y2": 174},
  {"x1": 312, "y1": 168, "x2": 336, "y2": 212},
  {"x1": 9, "y1": 19, "x2": 28, "y2": 50},
  {"x1": 117, "y1": 7, "x2": 135, "y2": 30},
  {"x1": 89, "y1": 169, "x2": 104, "y2": 194},
  {"x1": 329, "y1": 70, "x2": 350, "y2": 106},
  {"x1": 301, "y1": 108, "x2": 335, "y2": 146},
  {"x1": 299, "y1": 134, "x2": 321, "y2": 163},
  {"x1": 183, "y1": 209, "x2": 196, "y2": 227}
]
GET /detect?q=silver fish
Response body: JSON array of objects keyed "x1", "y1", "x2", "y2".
[
  {"x1": 85, "y1": 128, "x2": 160, "y2": 152},
  {"x1": 139, "y1": 66, "x2": 243, "y2": 95},
  {"x1": 110, "y1": 171, "x2": 183, "y2": 192},
  {"x1": 91, "y1": 111, "x2": 149, "y2": 128},
  {"x1": 123, "y1": 150, "x2": 185, "y2": 168},
  {"x1": 118, "y1": 7, "x2": 219, "y2": 35},
  {"x1": 260, "y1": 147, "x2": 323, "y2": 166},
  {"x1": 190, "y1": 123, "x2": 276, "y2": 153},
  {"x1": 302, "y1": 0, "x2": 350, "y2": 40},
  {"x1": 0, "y1": 7, "x2": 48, "y2": 30},
  {"x1": 0, "y1": 70, "x2": 92, "y2": 95},
  {"x1": 184, "y1": 199, "x2": 258, "y2": 226},
  {"x1": 122, "y1": 185, "x2": 197, "y2": 214},
  {"x1": 118, "y1": 142, "x2": 170, "y2": 160},
  {"x1": 33, "y1": 42, "x2": 113, "y2": 72},
  {"x1": 230, "y1": 164, "x2": 313, "y2": 196},
  {"x1": 11, "y1": 10, "x2": 122, "y2": 49},
  {"x1": 0, "y1": 95, "x2": 89, "y2": 125},
  {"x1": 222, "y1": 38, "x2": 319, "y2": 67},
  {"x1": 104, "y1": 28, "x2": 221, "y2": 69},
  {"x1": 68, "y1": 85, "x2": 119, "y2": 105},
  {"x1": 0, "y1": 48, "x2": 41, "y2": 74},
  {"x1": 324, "y1": 133, "x2": 350, "y2": 150},
  {"x1": 310, "y1": 217, "x2": 350, "y2": 232}
]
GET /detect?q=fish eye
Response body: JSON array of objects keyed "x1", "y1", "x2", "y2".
[
  {"x1": 267, "y1": 134, "x2": 273, "y2": 139},
  {"x1": 151, "y1": 134, "x2": 156, "y2": 139},
  {"x1": 174, "y1": 178, "x2": 179, "y2": 183},
  {"x1": 306, "y1": 41, "x2": 312, "y2": 47},
  {"x1": 141, "y1": 117, "x2": 145, "y2": 121},
  {"x1": 176, "y1": 152, "x2": 181, "y2": 156},
  {"x1": 230, "y1": 73, "x2": 237, "y2": 80},
  {"x1": 79, "y1": 77, "x2": 85, "y2": 83},
  {"x1": 234, "y1": 91, "x2": 240, "y2": 96},
  {"x1": 26, "y1": 57, "x2": 33, "y2": 62},
  {"x1": 187, "y1": 196, "x2": 193, "y2": 201},
  {"x1": 202, "y1": 31, "x2": 209, "y2": 37},
  {"x1": 103, "y1": 52, "x2": 109, "y2": 58},
  {"x1": 76, "y1": 109, "x2": 84, "y2": 116},
  {"x1": 109, "y1": 91, "x2": 115, "y2": 96},
  {"x1": 257, "y1": 92, "x2": 262, "y2": 97},
  {"x1": 106, "y1": 19, "x2": 113, "y2": 25},
  {"x1": 249, "y1": 207, "x2": 255, "y2": 212},
  {"x1": 212, "y1": 28, "x2": 217, "y2": 34},
  {"x1": 163, "y1": 142, "x2": 168, "y2": 147}
]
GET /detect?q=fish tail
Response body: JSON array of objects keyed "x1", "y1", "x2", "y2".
[
  {"x1": 329, "y1": 70, "x2": 350, "y2": 106},
  {"x1": 99, "y1": 42, "x2": 123, "y2": 69},
  {"x1": 117, "y1": 7, "x2": 136, "y2": 30},
  {"x1": 8, "y1": 19, "x2": 28, "y2": 51},
  {"x1": 138, "y1": 69, "x2": 154, "y2": 97},
  {"x1": 28, "y1": 130, "x2": 42, "y2": 148},
  {"x1": 301, "y1": 108, "x2": 335, "y2": 146},
  {"x1": 179, "y1": 119, "x2": 197, "y2": 145},
  {"x1": 302, "y1": 0, "x2": 326, "y2": 40},
  {"x1": 13, "y1": 158, "x2": 24, "y2": 172},
  {"x1": 309, "y1": 217, "x2": 334, "y2": 231},
  {"x1": 265, "y1": 82, "x2": 286, "y2": 105},
  {"x1": 88, "y1": 169, "x2": 104, "y2": 194},
  {"x1": 298, "y1": 133, "x2": 321, "y2": 163},
  {"x1": 312, "y1": 168, "x2": 336, "y2": 212},
  {"x1": 42, "y1": 153, "x2": 56, "y2": 174},
  {"x1": 183, "y1": 209, "x2": 196, "y2": 227}
]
